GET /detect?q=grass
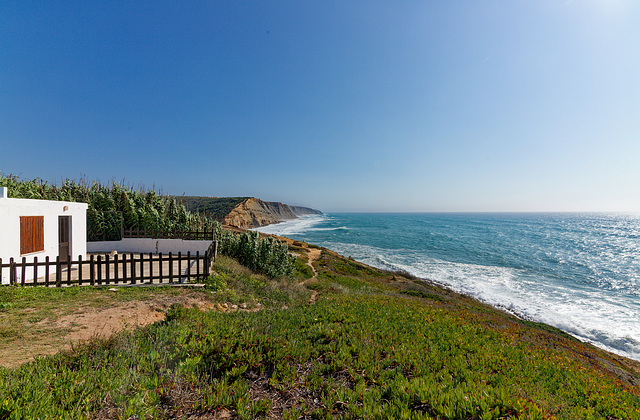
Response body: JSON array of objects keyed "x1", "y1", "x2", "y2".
[{"x1": 1, "y1": 247, "x2": 639, "y2": 419}]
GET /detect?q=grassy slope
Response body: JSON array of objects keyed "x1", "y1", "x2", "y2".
[
  {"x1": 176, "y1": 196, "x2": 250, "y2": 221},
  {"x1": 1, "y1": 245, "x2": 639, "y2": 419}
]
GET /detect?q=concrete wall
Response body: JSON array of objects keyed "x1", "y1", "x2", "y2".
[
  {"x1": 87, "y1": 238, "x2": 211, "y2": 255},
  {"x1": 0, "y1": 191, "x2": 88, "y2": 284}
]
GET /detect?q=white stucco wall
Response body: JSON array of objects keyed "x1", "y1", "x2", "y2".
[
  {"x1": 87, "y1": 238, "x2": 211, "y2": 255},
  {"x1": 0, "y1": 191, "x2": 88, "y2": 284}
]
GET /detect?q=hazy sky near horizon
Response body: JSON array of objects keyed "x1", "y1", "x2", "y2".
[{"x1": 2, "y1": 1, "x2": 639, "y2": 212}]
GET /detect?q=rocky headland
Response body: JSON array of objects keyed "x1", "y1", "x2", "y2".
[{"x1": 224, "y1": 197, "x2": 322, "y2": 229}]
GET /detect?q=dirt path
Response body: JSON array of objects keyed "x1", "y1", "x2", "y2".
[{"x1": 305, "y1": 248, "x2": 321, "y2": 304}]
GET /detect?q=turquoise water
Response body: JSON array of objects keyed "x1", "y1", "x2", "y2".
[{"x1": 256, "y1": 213, "x2": 640, "y2": 361}]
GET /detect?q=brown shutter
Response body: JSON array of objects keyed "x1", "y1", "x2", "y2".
[{"x1": 20, "y1": 216, "x2": 44, "y2": 255}]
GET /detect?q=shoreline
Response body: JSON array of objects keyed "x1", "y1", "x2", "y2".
[{"x1": 248, "y1": 216, "x2": 640, "y2": 367}]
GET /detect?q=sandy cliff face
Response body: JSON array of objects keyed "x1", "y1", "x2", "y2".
[{"x1": 224, "y1": 198, "x2": 322, "y2": 229}]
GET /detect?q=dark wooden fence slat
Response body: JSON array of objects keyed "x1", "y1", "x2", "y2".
[
  {"x1": 45, "y1": 256, "x2": 50, "y2": 287},
  {"x1": 33, "y1": 257, "x2": 38, "y2": 285},
  {"x1": 131, "y1": 255, "x2": 136, "y2": 285},
  {"x1": 67, "y1": 258, "x2": 72, "y2": 286},
  {"x1": 90, "y1": 254, "x2": 95, "y2": 286},
  {"x1": 122, "y1": 253, "x2": 128, "y2": 284},
  {"x1": 78, "y1": 255, "x2": 83, "y2": 286},
  {"x1": 105, "y1": 255, "x2": 110, "y2": 286},
  {"x1": 186, "y1": 251, "x2": 191, "y2": 282},
  {"x1": 196, "y1": 251, "x2": 200, "y2": 281},
  {"x1": 10, "y1": 258, "x2": 16, "y2": 285},
  {"x1": 169, "y1": 252, "x2": 174, "y2": 283},
  {"x1": 149, "y1": 252, "x2": 153, "y2": 283},
  {"x1": 97, "y1": 255, "x2": 102, "y2": 286},
  {"x1": 178, "y1": 252, "x2": 182, "y2": 284},
  {"x1": 55, "y1": 256, "x2": 61, "y2": 287},
  {"x1": 21, "y1": 257, "x2": 26, "y2": 286},
  {"x1": 159, "y1": 253, "x2": 164, "y2": 284},
  {"x1": 112, "y1": 254, "x2": 117, "y2": 284}
]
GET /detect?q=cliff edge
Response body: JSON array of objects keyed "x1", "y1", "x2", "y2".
[{"x1": 224, "y1": 197, "x2": 322, "y2": 229}]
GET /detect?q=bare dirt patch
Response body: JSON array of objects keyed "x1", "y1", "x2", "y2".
[
  {"x1": 55, "y1": 294, "x2": 214, "y2": 342},
  {"x1": 0, "y1": 291, "x2": 216, "y2": 369}
]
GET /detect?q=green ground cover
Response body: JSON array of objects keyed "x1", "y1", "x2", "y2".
[{"x1": 1, "y1": 249, "x2": 639, "y2": 419}]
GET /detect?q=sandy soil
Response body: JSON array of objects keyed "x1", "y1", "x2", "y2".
[
  {"x1": 0, "y1": 292, "x2": 215, "y2": 369},
  {"x1": 304, "y1": 248, "x2": 321, "y2": 304}
]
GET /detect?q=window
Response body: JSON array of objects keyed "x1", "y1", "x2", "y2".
[{"x1": 20, "y1": 216, "x2": 44, "y2": 255}]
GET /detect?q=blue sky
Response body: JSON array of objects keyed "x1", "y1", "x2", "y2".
[{"x1": 2, "y1": 1, "x2": 639, "y2": 212}]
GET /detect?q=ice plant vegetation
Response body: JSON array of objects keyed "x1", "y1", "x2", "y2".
[{"x1": 1, "y1": 247, "x2": 639, "y2": 419}]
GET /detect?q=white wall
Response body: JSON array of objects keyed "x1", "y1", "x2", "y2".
[
  {"x1": 0, "y1": 194, "x2": 87, "y2": 284},
  {"x1": 87, "y1": 238, "x2": 211, "y2": 255}
]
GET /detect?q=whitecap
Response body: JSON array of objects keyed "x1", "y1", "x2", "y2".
[{"x1": 252, "y1": 214, "x2": 326, "y2": 236}]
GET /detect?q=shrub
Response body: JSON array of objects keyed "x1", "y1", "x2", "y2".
[{"x1": 214, "y1": 226, "x2": 295, "y2": 278}]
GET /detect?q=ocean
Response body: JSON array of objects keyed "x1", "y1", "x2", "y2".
[{"x1": 255, "y1": 212, "x2": 640, "y2": 362}]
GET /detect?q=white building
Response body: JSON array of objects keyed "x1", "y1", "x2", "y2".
[{"x1": 0, "y1": 187, "x2": 88, "y2": 284}]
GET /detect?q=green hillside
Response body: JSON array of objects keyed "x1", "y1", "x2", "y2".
[
  {"x1": 1, "y1": 245, "x2": 639, "y2": 419},
  {"x1": 176, "y1": 196, "x2": 249, "y2": 221}
]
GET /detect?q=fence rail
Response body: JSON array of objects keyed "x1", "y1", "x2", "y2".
[
  {"x1": 123, "y1": 228, "x2": 215, "y2": 241},
  {"x1": 1, "y1": 241, "x2": 218, "y2": 287}
]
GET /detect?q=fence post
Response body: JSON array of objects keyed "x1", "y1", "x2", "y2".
[
  {"x1": 148, "y1": 252, "x2": 153, "y2": 284},
  {"x1": 56, "y1": 256, "x2": 61, "y2": 287},
  {"x1": 21, "y1": 257, "x2": 27, "y2": 286},
  {"x1": 9, "y1": 258, "x2": 16, "y2": 285},
  {"x1": 67, "y1": 256, "x2": 72, "y2": 286},
  {"x1": 78, "y1": 255, "x2": 83, "y2": 286},
  {"x1": 90, "y1": 254, "x2": 95, "y2": 286},
  {"x1": 97, "y1": 255, "x2": 102, "y2": 286},
  {"x1": 169, "y1": 252, "x2": 173, "y2": 283},
  {"x1": 45, "y1": 256, "x2": 50, "y2": 287},
  {"x1": 105, "y1": 254, "x2": 110, "y2": 286},
  {"x1": 186, "y1": 251, "x2": 191, "y2": 282},
  {"x1": 196, "y1": 251, "x2": 200, "y2": 281},
  {"x1": 178, "y1": 252, "x2": 182, "y2": 283},
  {"x1": 33, "y1": 256, "x2": 38, "y2": 286},
  {"x1": 114, "y1": 254, "x2": 119, "y2": 284},
  {"x1": 33, "y1": 256, "x2": 39, "y2": 285},
  {"x1": 122, "y1": 254, "x2": 127, "y2": 283},
  {"x1": 204, "y1": 250, "x2": 210, "y2": 278},
  {"x1": 131, "y1": 254, "x2": 136, "y2": 285}
]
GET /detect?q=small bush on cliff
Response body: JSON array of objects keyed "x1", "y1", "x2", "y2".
[{"x1": 214, "y1": 225, "x2": 295, "y2": 278}]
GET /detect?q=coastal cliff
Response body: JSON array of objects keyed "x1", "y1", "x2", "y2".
[{"x1": 224, "y1": 197, "x2": 322, "y2": 229}]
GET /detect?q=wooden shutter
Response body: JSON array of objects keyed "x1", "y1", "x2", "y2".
[{"x1": 20, "y1": 216, "x2": 44, "y2": 255}]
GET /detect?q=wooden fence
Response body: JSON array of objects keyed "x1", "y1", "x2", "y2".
[
  {"x1": 0, "y1": 241, "x2": 218, "y2": 287},
  {"x1": 123, "y1": 228, "x2": 215, "y2": 241}
]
